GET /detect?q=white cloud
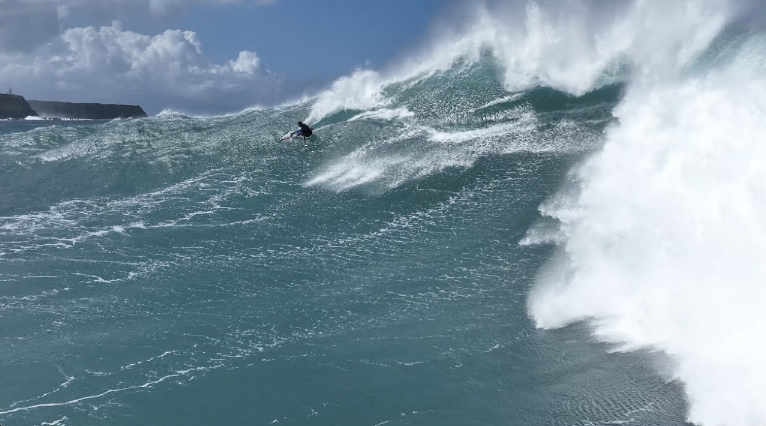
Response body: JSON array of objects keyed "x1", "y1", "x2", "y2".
[
  {"x1": 0, "y1": 20, "x2": 282, "y2": 114},
  {"x1": 228, "y1": 51, "x2": 261, "y2": 74},
  {"x1": 0, "y1": 0, "x2": 285, "y2": 114}
]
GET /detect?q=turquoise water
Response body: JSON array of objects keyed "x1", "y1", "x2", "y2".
[{"x1": 0, "y1": 79, "x2": 686, "y2": 425}]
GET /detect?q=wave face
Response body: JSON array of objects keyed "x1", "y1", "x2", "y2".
[{"x1": 1, "y1": 1, "x2": 765, "y2": 425}]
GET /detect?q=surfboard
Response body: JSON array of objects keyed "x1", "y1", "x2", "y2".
[
  {"x1": 279, "y1": 129, "x2": 317, "y2": 143},
  {"x1": 279, "y1": 130, "x2": 297, "y2": 142}
]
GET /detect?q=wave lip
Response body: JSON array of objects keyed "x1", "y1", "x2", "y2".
[{"x1": 307, "y1": 0, "x2": 733, "y2": 126}]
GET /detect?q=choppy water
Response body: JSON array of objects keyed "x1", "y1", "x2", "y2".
[{"x1": 3, "y1": 1, "x2": 766, "y2": 425}]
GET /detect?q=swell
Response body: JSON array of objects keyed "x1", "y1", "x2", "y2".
[{"x1": 0, "y1": 110, "x2": 291, "y2": 216}]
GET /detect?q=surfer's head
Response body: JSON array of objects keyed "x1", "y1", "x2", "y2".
[{"x1": 298, "y1": 121, "x2": 304, "y2": 126}]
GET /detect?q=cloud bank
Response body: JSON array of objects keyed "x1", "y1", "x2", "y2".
[{"x1": 0, "y1": 0, "x2": 281, "y2": 114}]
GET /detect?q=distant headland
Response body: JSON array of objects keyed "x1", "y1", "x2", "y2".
[{"x1": 0, "y1": 90, "x2": 147, "y2": 120}]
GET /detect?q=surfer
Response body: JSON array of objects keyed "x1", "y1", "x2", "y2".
[{"x1": 292, "y1": 121, "x2": 313, "y2": 142}]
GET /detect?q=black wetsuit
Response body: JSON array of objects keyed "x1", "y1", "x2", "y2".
[{"x1": 298, "y1": 123, "x2": 313, "y2": 138}]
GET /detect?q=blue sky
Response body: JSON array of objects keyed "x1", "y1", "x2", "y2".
[
  {"x1": 162, "y1": 1, "x2": 449, "y2": 79},
  {"x1": 0, "y1": 0, "x2": 456, "y2": 114}
]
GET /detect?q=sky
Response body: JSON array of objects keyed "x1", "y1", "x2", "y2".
[{"x1": 0, "y1": 0, "x2": 454, "y2": 115}]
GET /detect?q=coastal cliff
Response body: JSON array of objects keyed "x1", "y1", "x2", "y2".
[
  {"x1": 1, "y1": 94, "x2": 147, "y2": 120},
  {"x1": 0, "y1": 93, "x2": 38, "y2": 119},
  {"x1": 28, "y1": 100, "x2": 147, "y2": 119}
]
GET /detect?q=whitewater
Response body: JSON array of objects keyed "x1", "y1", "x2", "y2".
[{"x1": 2, "y1": 1, "x2": 765, "y2": 425}]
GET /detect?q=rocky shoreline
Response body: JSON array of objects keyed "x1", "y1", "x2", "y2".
[{"x1": 0, "y1": 93, "x2": 147, "y2": 120}]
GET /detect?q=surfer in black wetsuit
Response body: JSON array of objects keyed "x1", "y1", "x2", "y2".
[{"x1": 293, "y1": 121, "x2": 313, "y2": 142}]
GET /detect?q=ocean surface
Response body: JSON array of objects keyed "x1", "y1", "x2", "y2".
[{"x1": 2, "y1": 2, "x2": 766, "y2": 425}]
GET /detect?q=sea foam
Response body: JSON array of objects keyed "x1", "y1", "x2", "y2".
[{"x1": 525, "y1": 1, "x2": 766, "y2": 424}]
